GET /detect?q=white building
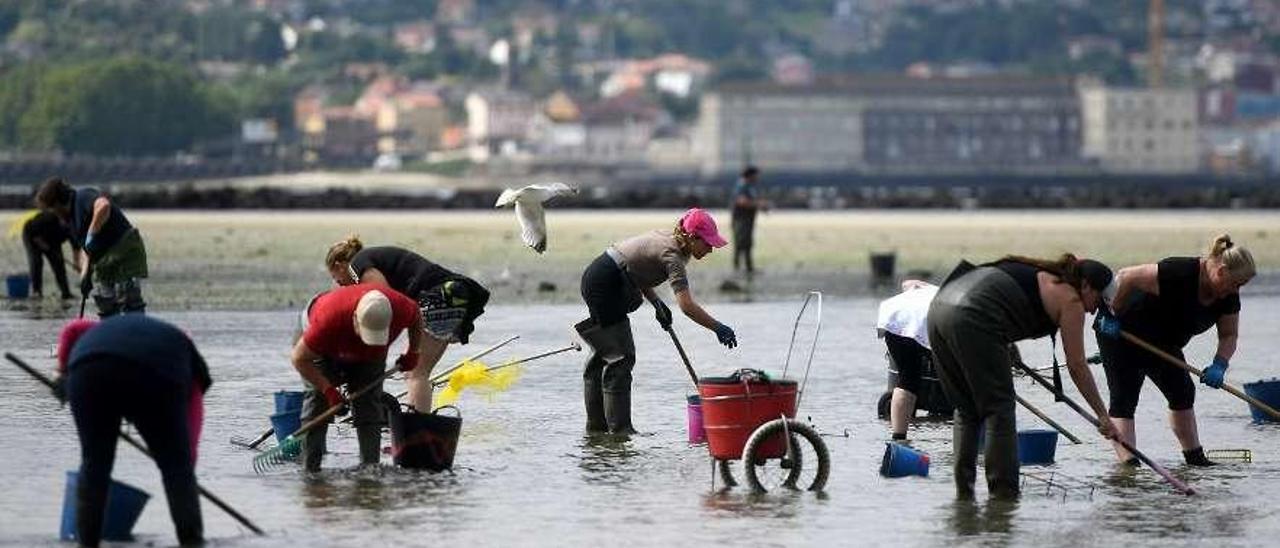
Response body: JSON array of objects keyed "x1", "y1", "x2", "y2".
[
  {"x1": 465, "y1": 90, "x2": 537, "y2": 162},
  {"x1": 696, "y1": 77, "x2": 1083, "y2": 176},
  {"x1": 1080, "y1": 85, "x2": 1200, "y2": 174}
]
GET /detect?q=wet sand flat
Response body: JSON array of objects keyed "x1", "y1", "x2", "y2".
[{"x1": 2, "y1": 209, "x2": 1277, "y2": 309}]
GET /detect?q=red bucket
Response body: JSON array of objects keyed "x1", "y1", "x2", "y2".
[{"x1": 698, "y1": 371, "x2": 797, "y2": 461}]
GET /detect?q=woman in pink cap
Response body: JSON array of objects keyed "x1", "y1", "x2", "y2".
[{"x1": 576, "y1": 207, "x2": 737, "y2": 435}]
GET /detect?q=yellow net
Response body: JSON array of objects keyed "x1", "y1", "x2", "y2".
[
  {"x1": 6, "y1": 210, "x2": 40, "y2": 240},
  {"x1": 433, "y1": 359, "x2": 523, "y2": 407}
]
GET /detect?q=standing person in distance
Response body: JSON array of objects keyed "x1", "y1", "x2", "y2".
[{"x1": 729, "y1": 166, "x2": 767, "y2": 277}]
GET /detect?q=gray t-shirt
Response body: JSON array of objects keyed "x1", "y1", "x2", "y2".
[{"x1": 610, "y1": 230, "x2": 691, "y2": 292}]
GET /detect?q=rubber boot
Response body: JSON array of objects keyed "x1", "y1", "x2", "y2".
[
  {"x1": 599, "y1": 321, "x2": 637, "y2": 435},
  {"x1": 577, "y1": 318, "x2": 633, "y2": 433},
  {"x1": 583, "y1": 368, "x2": 607, "y2": 433},
  {"x1": 952, "y1": 411, "x2": 980, "y2": 500},
  {"x1": 302, "y1": 421, "x2": 328, "y2": 473},
  {"x1": 357, "y1": 425, "x2": 382, "y2": 467},
  {"x1": 1183, "y1": 446, "x2": 1217, "y2": 467},
  {"x1": 604, "y1": 389, "x2": 635, "y2": 435},
  {"x1": 984, "y1": 406, "x2": 1021, "y2": 500}
]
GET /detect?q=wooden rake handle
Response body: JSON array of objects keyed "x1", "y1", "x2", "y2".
[
  {"x1": 1012, "y1": 357, "x2": 1195, "y2": 496},
  {"x1": 4, "y1": 352, "x2": 267, "y2": 535},
  {"x1": 1119, "y1": 330, "x2": 1280, "y2": 422}
]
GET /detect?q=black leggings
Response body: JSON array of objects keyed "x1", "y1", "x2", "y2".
[
  {"x1": 69, "y1": 357, "x2": 201, "y2": 547},
  {"x1": 580, "y1": 253, "x2": 641, "y2": 327},
  {"x1": 23, "y1": 233, "x2": 71, "y2": 297},
  {"x1": 884, "y1": 332, "x2": 928, "y2": 394},
  {"x1": 1098, "y1": 334, "x2": 1195, "y2": 418}
]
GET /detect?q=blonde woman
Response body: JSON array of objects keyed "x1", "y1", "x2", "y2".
[
  {"x1": 1095, "y1": 235, "x2": 1255, "y2": 466},
  {"x1": 325, "y1": 237, "x2": 490, "y2": 411},
  {"x1": 577, "y1": 208, "x2": 737, "y2": 435}
]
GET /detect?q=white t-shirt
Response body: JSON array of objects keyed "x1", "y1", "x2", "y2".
[{"x1": 876, "y1": 284, "x2": 938, "y2": 349}]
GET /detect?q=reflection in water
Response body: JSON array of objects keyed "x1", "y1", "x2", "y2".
[
  {"x1": 4, "y1": 302, "x2": 1280, "y2": 545},
  {"x1": 946, "y1": 498, "x2": 1017, "y2": 540},
  {"x1": 577, "y1": 434, "x2": 643, "y2": 486}
]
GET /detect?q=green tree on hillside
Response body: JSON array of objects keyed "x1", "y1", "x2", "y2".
[{"x1": 19, "y1": 58, "x2": 236, "y2": 156}]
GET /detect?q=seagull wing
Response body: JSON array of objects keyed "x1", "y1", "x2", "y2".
[
  {"x1": 495, "y1": 187, "x2": 522, "y2": 208},
  {"x1": 514, "y1": 199, "x2": 548, "y2": 253}
]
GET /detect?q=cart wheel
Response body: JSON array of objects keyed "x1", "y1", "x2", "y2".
[
  {"x1": 877, "y1": 391, "x2": 892, "y2": 420},
  {"x1": 717, "y1": 459, "x2": 738, "y2": 488},
  {"x1": 742, "y1": 419, "x2": 830, "y2": 493}
]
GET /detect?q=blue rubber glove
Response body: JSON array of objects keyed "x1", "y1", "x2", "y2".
[
  {"x1": 1094, "y1": 310, "x2": 1121, "y2": 339},
  {"x1": 714, "y1": 323, "x2": 737, "y2": 349},
  {"x1": 1201, "y1": 356, "x2": 1229, "y2": 389}
]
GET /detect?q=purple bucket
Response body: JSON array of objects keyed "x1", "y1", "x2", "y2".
[{"x1": 686, "y1": 395, "x2": 706, "y2": 444}]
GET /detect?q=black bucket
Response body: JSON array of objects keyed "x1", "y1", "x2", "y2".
[{"x1": 387, "y1": 404, "x2": 462, "y2": 471}]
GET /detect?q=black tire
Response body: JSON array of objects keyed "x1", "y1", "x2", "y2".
[
  {"x1": 717, "y1": 459, "x2": 737, "y2": 488},
  {"x1": 742, "y1": 419, "x2": 830, "y2": 493},
  {"x1": 877, "y1": 391, "x2": 892, "y2": 420}
]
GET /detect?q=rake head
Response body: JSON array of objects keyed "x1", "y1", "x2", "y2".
[{"x1": 252, "y1": 436, "x2": 302, "y2": 474}]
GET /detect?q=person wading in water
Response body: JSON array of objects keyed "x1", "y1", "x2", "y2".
[
  {"x1": 35, "y1": 176, "x2": 149, "y2": 316},
  {"x1": 324, "y1": 236, "x2": 489, "y2": 411},
  {"x1": 20, "y1": 209, "x2": 77, "y2": 300},
  {"x1": 290, "y1": 285, "x2": 426, "y2": 471},
  {"x1": 928, "y1": 254, "x2": 1116, "y2": 500},
  {"x1": 1095, "y1": 234, "x2": 1255, "y2": 466},
  {"x1": 53, "y1": 316, "x2": 211, "y2": 547},
  {"x1": 576, "y1": 208, "x2": 738, "y2": 435}
]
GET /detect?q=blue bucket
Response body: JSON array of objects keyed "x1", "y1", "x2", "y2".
[
  {"x1": 880, "y1": 442, "x2": 930, "y2": 478},
  {"x1": 1017, "y1": 429, "x2": 1059, "y2": 465},
  {"x1": 270, "y1": 411, "x2": 301, "y2": 441},
  {"x1": 273, "y1": 390, "x2": 305, "y2": 415},
  {"x1": 1243, "y1": 379, "x2": 1280, "y2": 424},
  {"x1": 270, "y1": 410, "x2": 302, "y2": 458},
  {"x1": 6, "y1": 273, "x2": 30, "y2": 298},
  {"x1": 59, "y1": 471, "x2": 150, "y2": 542}
]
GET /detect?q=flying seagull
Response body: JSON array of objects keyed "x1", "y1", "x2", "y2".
[{"x1": 494, "y1": 182, "x2": 578, "y2": 253}]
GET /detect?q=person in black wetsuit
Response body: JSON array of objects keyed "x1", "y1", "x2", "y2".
[
  {"x1": 21, "y1": 209, "x2": 78, "y2": 299},
  {"x1": 324, "y1": 235, "x2": 490, "y2": 412},
  {"x1": 1094, "y1": 234, "x2": 1255, "y2": 467},
  {"x1": 53, "y1": 315, "x2": 211, "y2": 547},
  {"x1": 928, "y1": 254, "x2": 1116, "y2": 500}
]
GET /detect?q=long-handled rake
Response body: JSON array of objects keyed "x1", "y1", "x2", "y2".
[
  {"x1": 429, "y1": 342, "x2": 580, "y2": 388},
  {"x1": 4, "y1": 352, "x2": 266, "y2": 536},
  {"x1": 231, "y1": 335, "x2": 519, "y2": 450},
  {"x1": 252, "y1": 366, "x2": 400, "y2": 473}
]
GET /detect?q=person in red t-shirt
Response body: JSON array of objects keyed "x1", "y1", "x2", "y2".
[{"x1": 291, "y1": 284, "x2": 423, "y2": 471}]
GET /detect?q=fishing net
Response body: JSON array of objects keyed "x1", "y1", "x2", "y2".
[{"x1": 433, "y1": 359, "x2": 522, "y2": 406}]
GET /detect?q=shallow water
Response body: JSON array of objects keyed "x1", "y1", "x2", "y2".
[{"x1": 2, "y1": 298, "x2": 1279, "y2": 547}]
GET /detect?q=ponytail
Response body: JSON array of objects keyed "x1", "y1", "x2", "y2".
[
  {"x1": 325, "y1": 234, "x2": 363, "y2": 268},
  {"x1": 1208, "y1": 234, "x2": 1256, "y2": 282},
  {"x1": 672, "y1": 221, "x2": 696, "y2": 255},
  {"x1": 998, "y1": 253, "x2": 1112, "y2": 293}
]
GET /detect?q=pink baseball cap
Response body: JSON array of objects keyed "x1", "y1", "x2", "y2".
[{"x1": 680, "y1": 208, "x2": 727, "y2": 248}]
